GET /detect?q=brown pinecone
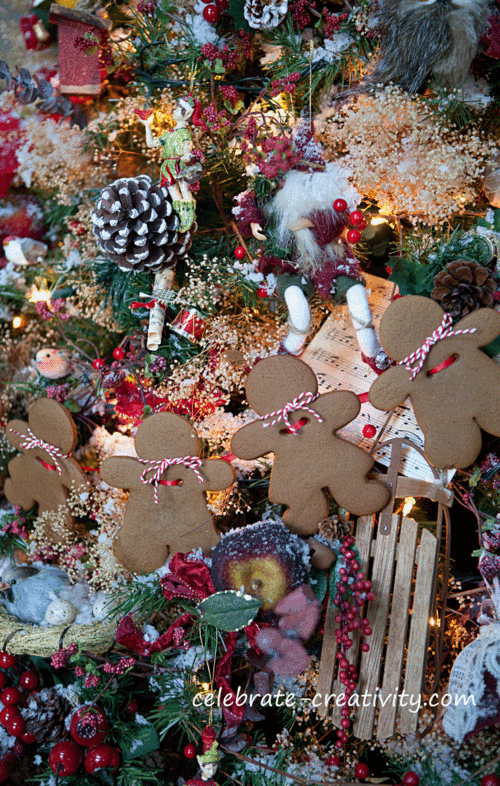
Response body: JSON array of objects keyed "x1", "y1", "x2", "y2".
[
  {"x1": 244, "y1": 0, "x2": 288, "y2": 29},
  {"x1": 23, "y1": 688, "x2": 71, "y2": 743},
  {"x1": 318, "y1": 515, "x2": 351, "y2": 542},
  {"x1": 431, "y1": 259, "x2": 498, "y2": 317},
  {"x1": 91, "y1": 175, "x2": 193, "y2": 273}
]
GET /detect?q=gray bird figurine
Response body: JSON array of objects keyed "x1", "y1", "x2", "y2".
[{"x1": 0, "y1": 564, "x2": 72, "y2": 624}]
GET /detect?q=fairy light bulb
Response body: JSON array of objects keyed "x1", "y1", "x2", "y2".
[
  {"x1": 12, "y1": 316, "x2": 23, "y2": 328},
  {"x1": 402, "y1": 497, "x2": 416, "y2": 517}
]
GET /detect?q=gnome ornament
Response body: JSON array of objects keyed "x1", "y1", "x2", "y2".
[{"x1": 233, "y1": 114, "x2": 388, "y2": 372}]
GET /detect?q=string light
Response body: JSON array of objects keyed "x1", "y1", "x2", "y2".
[
  {"x1": 12, "y1": 316, "x2": 23, "y2": 329},
  {"x1": 28, "y1": 286, "x2": 51, "y2": 303},
  {"x1": 402, "y1": 497, "x2": 416, "y2": 517},
  {"x1": 370, "y1": 216, "x2": 388, "y2": 226}
]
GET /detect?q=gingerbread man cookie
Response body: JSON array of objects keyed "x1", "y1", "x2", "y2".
[
  {"x1": 230, "y1": 356, "x2": 389, "y2": 535},
  {"x1": 4, "y1": 398, "x2": 90, "y2": 543},
  {"x1": 369, "y1": 295, "x2": 500, "y2": 469},
  {"x1": 99, "y1": 412, "x2": 235, "y2": 574}
]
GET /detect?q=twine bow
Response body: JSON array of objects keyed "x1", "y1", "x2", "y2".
[
  {"x1": 11, "y1": 427, "x2": 69, "y2": 475},
  {"x1": 258, "y1": 391, "x2": 323, "y2": 432},
  {"x1": 138, "y1": 456, "x2": 204, "y2": 504},
  {"x1": 398, "y1": 313, "x2": 476, "y2": 382}
]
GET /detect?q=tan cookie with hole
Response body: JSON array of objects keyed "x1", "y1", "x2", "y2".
[
  {"x1": 369, "y1": 295, "x2": 500, "y2": 469},
  {"x1": 231, "y1": 355, "x2": 389, "y2": 535},
  {"x1": 4, "y1": 398, "x2": 90, "y2": 543},
  {"x1": 100, "y1": 412, "x2": 235, "y2": 574}
]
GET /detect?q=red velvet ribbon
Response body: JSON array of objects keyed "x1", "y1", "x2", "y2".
[
  {"x1": 426, "y1": 354, "x2": 457, "y2": 377},
  {"x1": 130, "y1": 300, "x2": 162, "y2": 310}
]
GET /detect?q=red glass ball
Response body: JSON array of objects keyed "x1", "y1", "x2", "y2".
[
  {"x1": 48, "y1": 741, "x2": 84, "y2": 776},
  {"x1": 21, "y1": 732, "x2": 36, "y2": 744},
  {"x1": 19, "y1": 671, "x2": 39, "y2": 691},
  {"x1": 1, "y1": 688, "x2": 22, "y2": 706},
  {"x1": 403, "y1": 773, "x2": 420, "y2": 786},
  {"x1": 92, "y1": 358, "x2": 106, "y2": 370},
  {"x1": 184, "y1": 743, "x2": 197, "y2": 759},
  {"x1": 125, "y1": 700, "x2": 138, "y2": 715},
  {"x1": 0, "y1": 653, "x2": 15, "y2": 669},
  {"x1": 0, "y1": 707, "x2": 19, "y2": 727},
  {"x1": 203, "y1": 4, "x2": 220, "y2": 22},
  {"x1": 362, "y1": 424, "x2": 377, "y2": 439},
  {"x1": 354, "y1": 762, "x2": 370, "y2": 780},
  {"x1": 349, "y1": 210, "x2": 364, "y2": 225},
  {"x1": 333, "y1": 199, "x2": 347, "y2": 212},
  {"x1": 70, "y1": 706, "x2": 109, "y2": 747},
  {"x1": 481, "y1": 777, "x2": 500, "y2": 786},
  {"x1": 112, "y1": 347, "x2": 126, "y2": 361},
  {"x1": 234, "y1": 245, "x2": 246, "y2": 260},
  {"x1": 216, "y1": 0, "x2": 229, "y2": 8},
  {"x1": 7, "y1": 716, "x2": 25, "y2": 737},
  {"x1": 347, "y1": 229, "x2": 361, "y2": 244},
  {"x1": 327, "y1": 755, "x2": 340, "y2": 766},
  {"x1": 84, "y1": 744, "x2": 121, "y2": 774}
]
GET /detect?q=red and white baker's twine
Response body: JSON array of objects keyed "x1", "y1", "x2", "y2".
[
  {"x1": 398, "y1": 313, "x2": 476, "y2": 382},
  {"x1": 139, "y1": 456, "x2": 204, "y2": 504},
  {"x1": 259, "y1": 391, "x2": 323, "y2": 431},
  {"x1": 11, "y1": 427, "x2": 69, "y2": 475}
]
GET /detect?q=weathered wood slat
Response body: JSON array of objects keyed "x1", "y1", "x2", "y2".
[
  {"x1": 399, "y1": 527, "x2": 438, "y2": 734},
  {"x1": 376, "y1": 517, "x2": 419, "y2": 739},
  {"x1": 352, "y1": 514, "x2": 399, "y2": 739},
  {"x1": 316, "y1": 601, "x2": 339, "y2": 719}
]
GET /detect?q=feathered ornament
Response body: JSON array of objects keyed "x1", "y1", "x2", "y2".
[{"x1": 364, "y1": 0, "x2": 492, "y2": 93}]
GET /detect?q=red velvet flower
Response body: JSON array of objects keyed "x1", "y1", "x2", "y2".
[{"x1": 160, "y1": 553, "x2": 215, "y2": 602}]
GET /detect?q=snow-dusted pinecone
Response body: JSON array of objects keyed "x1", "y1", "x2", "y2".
[
  {"x1": 22, "y1": 688, "x2": 71, "y2": 743},
  {"x1": 91, "y1": 175, "x2": 192, "y2": 273},
  {"x1": 244, "y1": 0, "x2": 288, "y2": 29}
]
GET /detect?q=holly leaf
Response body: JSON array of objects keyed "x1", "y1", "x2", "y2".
[
  {"x1": 214, "y1": 58, "x2": 226, "y2": 74},
  {"x1": 308, "y1": 567, "x2": 327, "y2": 602},
  {"x1": 121, "y1": 721, "x2": 160, "y2": 761},
  {"x1": 227, "y1": 0, "x2": 250, "y2": 32},
  {"x1": 198, "y1": 590, "x2": 261, "y2": 631}
]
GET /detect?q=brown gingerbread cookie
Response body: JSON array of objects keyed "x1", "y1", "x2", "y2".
[
  {"x1": 369, "y1": 295, "x2": 500, "y2": 469},
  {"x1": 4, "y1": 398, "x2": 90, "y2": 543},
  {"x1": 99, "y1": 412, "x2": 236, "y2": 574},
  {"x1": 230, "y1": 356, "x2": 389, "y2": 535}
]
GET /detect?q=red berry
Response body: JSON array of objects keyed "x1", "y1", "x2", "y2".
[
  {"x1": 0, "y1": 761, "x2": 10, "y2": 782},
  {"x1": 49, "y1": 741, "x2": 84, "y2": 776},
  {"x1": 19, "y1": 670, "x2": 39, "y2": 691},
  {"x1": 482, "y1": 777, "x2": 500, "y2": 786},
  {"x1": 21, "y1": 732, "x2": 36, "y2": 744},
  {"x1": 403, "y1": 774, "x2": 420, "y2": 786},
  {"x1": 362, "y1": 424, "x2": 377, "y2": 439},
  {"x1": 1, "y1": 688, "x2": 22, "y2": 705},
  {"x1": 349, "y1": 210, "x2": 364, "y2": 225},
  {"x1": 202, "y1": 4, "x2": 220, "y2": 22},
  {"x1": 355, "y1": 762, "x2": 370, "y2": 780},
  {"x1": 347, "y1": 229, "x2": 361, "y2": 244},
  {"x1": 357, "y1": 218, "x2": 368, "y2": 230},
  {"x1": 257, "y1": 287, "x2": 268, "y2": 298},
  {"x1": 327, "y1": 754, "x2": 340, "y2": 766},
  {"x1": 84, "y1": 744, "x2": 121, "y2": 774},
  {"x1": 7, "y1": 717, "x2": 25, "y2": 737},
  {"x1": 0, "y1": 653, "x2": 15, "y2": 669},
  {"x1": 70, "y1": 706, "x2": 109, "y2": 747},
  {"x1": 184, "y1": 743, "x2": 197, "y2": 759},
  {"x1": 125, "y1": 700, "x2": 138, "y2": 715},
  {"x1": 215, "y1": 0, "x2": 229, "y2": 8},
  {"x1": 92, "y1": 358, "x2": 106, "y2": 370},
  {"x1": 112, "y1": 347, "x2": 126, "y2": 361},
  {"x1": 0, "y1": 707, "x2": 20, "y2": 727},
  {"x1": 333, "y1": 199, "x2": 347, "y2": 212},
  {"x1": 234, "y1": 245, "x2": 246, "y2": 260}
]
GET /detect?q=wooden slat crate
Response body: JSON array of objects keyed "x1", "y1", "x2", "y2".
[{"x1": 317, "y1": 512, "x2": 439, "y2": 740}]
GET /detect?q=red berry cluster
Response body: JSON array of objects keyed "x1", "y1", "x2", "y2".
[
  {"x1": 331, "y1": 535, "x2": 374, "y2": 749},
  {"x1": 0, "y1": 653, "x2": 40, "y2": 754},
  {"x1": 200, "y1": 34, "x2": 250, "y2": 72},
  {"x1": 269, "y1": 73, "x2": 301, "y2": 97},
  {"x1": 202, "y1": 101, "x2": 231, "y2": 134},
  {"x1": 241, "y1": 135, "x2": 300, "y2": 180},
  {"x1": 289, "y1": 0, "x2": 318, "y2": 30},
  {"x1": 74, "y1": 33, "x2": 99, "y2": 53},
  {"x1": 137, "y1": 0, "x2": 156, "y2": 15},
  {"x1": 219, "y1": 84, "x2": 240, "y2": 108},
  {"x1": 50, "y1": 642, "x2": 78, "y2": 669},
  {"x1": 103, "y1": 657, "x2": 135, "y2": 675}
]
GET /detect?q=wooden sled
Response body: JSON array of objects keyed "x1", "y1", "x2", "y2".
[{"x1": 317, "y1": 438, "x2": 451, "y2": 740}]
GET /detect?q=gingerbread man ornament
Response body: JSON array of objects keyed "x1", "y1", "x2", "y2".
[
  {"x1": 369, "y1": 295, "x2": 500, "y2": 469},
  {"x1": 4, "y1": 398, "x2": 90, "y2": 543},
  {"x1": 99, "y1": 412, "x2": 235, "y2": 574},
  {"x1": 231, "y1": 356, "x2": 389, "y2": 535}
]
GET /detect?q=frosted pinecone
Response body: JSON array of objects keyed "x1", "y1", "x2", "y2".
[
  {"x1": 244, "y1": 0, "x2": 288, "y2": 29},
  {"x1": 22, "y1": 688, "x2": 71, "y2": 743},
  {"x1": 91, "y1": 175, "x2": 192, "y2": 273}
]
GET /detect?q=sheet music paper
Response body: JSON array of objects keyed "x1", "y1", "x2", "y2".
[{"x1": 301, "y1": 274, "x2": 454, "y2": 483}]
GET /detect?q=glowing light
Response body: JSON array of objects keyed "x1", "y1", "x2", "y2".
[
  {"x1": 429, "y1": 617, "x2": 440, "y2": 627},
  {"x1": 12, "y1": 316, "x2": 22, "y2": 329},
  {"x1": 402, "y1": 497, "x2": 416, "y2": 517},
  {"x1": 28, "y1": 287, "x2": 51, "y2": 303},
  {"x1": 370, "y1": 217, "x2": 388, "y2": 226},
  {"x1": 200, "y1": 682, "x2": 211, "y2": 692}
]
